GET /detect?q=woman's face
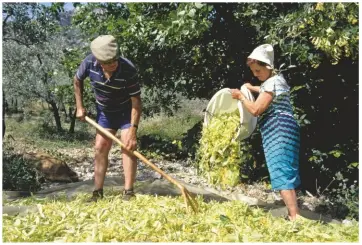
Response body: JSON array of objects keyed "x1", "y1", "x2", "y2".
[{"x1": 249, "y1": 63, "x2": 272, "y2": 82}]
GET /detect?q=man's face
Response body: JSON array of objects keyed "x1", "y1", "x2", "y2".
[{"x1": 99, "y1": 59, "x2": 118, "y2": 72}]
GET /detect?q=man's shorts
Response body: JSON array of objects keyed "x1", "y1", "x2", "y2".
[{"x1": 96, "y1": 105, "x2": 131, "y2": 130}]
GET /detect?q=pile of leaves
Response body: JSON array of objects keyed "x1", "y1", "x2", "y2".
[
  {"x1": 195, "y1": 110, "x2": 244, "y2": 187},
  {"x1": 2, "y1": 191, "x2": 359, "y2": 242}
]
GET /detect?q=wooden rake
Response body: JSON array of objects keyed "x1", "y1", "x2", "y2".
[{"x1": 85, "y1": 116, "x2": 198, "y2": 213}]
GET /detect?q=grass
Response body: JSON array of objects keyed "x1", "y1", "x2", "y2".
[
  {"x1": 4, "y1": 98, "x2": 206, "y2": 150},
  {"x1": 2, "y1": 190, "x2": 359, "y2": 242},
  {"x1": 138, "y1": 98, "x2": 205, "y2": 140},
  {"x1": 4, "y1": 117, "x2": 94, "y2": 150},
  {"x1": 138, "y1": 113, "x2": 201, "y2": 140}
]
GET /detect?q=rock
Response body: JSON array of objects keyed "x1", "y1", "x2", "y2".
[
  {"x1": 23, "y1": 152, "x2": 79, "y2": 183},
  {"x1": 342, "y1": 219, "x2": 353, "y2": 226},
  {"x1": 229, "y1": 193, "x2": 268, "y2": 206},
  {"x1": 152, "y1": 172, "x2": 162, "y2": 179}
]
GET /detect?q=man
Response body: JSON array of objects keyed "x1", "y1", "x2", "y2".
[{"x1": 73, "y1": 35, "x2": 142, "y2": 202}]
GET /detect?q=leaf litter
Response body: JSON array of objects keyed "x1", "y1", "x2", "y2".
[{"x1": 2, "y1": 190, "x2": 358, "y2": 242}]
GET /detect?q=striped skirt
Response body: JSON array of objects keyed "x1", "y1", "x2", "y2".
[{"x1": 259, "y1": 113, "x2": 301, "y2": 190}]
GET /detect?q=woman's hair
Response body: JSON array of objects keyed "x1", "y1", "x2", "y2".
[
  {"x1": 246, "y1": 58, "x2": 277, "y2": 76},
  {"x1": 246, "y1": 58, "x2": 269, "y2": 67}
]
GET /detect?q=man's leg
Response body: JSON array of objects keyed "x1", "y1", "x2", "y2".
[
  {"x1": 280, "y1": 189, "x2": 300, "y2": 220},
  {"x1": 120, "y1": 128, "x2": 137, "y2": 191},
  {"x1": 94, "y1": 129, "x2": 116, "y2": 191}
]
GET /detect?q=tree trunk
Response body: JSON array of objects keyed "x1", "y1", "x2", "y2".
[
  {"x1": 69, "y1": 107, "x2": 76, "y2": 134},
  {"x1": 49, "y1": 101, "x2": 62, "y2": 131},
  {"x1": 14, "y1": 98, "x2": 18, "y2": 113},
  {"x1": 68, "y1": 107, "x2": 73, "y2": 119},
  {"x1": 60, "y1": 102, "x2": 68, "y2": 121}
]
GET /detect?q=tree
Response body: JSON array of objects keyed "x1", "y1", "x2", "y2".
[
  {"x1": 3, "y1": 3, "x2": 69, "y2": 131},
  {"x1": 3, "y1": 37, "x2": 70, "y2": 131}
]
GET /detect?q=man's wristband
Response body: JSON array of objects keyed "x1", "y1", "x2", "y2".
[{"x1": 131, "y1": 124, "x2": 138, "y2": 129}]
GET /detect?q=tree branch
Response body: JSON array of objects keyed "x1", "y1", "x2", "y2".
[
  {"x1": 2, "y1": 13, "x2": 12, "y2": 31},
  {"x1": 37, "y1": 54, "x2": 43, "y2": 65},
  {"x1": 3, "y1": 37, "x2": 33, "y2": 47}
]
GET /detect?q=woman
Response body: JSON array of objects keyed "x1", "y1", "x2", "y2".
[{"x1": 230, "y1": 44, "x2": 302, "y2": 221}]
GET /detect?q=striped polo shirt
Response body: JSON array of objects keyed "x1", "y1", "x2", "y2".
[{"x1": 76, "y1": 54, "x2": 141, "y2": 112}]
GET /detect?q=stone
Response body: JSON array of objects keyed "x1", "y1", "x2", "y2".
[
  {"x1": 342, "y1": 219, "x2": 353, "y2": 226},
  {"x1": 23, "y1": 152, "x2": 79, "y2": 183},
  {"x1": 152, "y1": 172, "x2": 162, "y2": 179},
  {"x1": 229, "y1": 193, "x2": 268, "y2": 206}
]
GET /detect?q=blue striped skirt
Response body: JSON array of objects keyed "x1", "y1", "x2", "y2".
[{"x1": 259, "y1": 113, "x2": 301, "y2": 190}]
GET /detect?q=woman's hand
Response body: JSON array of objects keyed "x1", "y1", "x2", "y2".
[
  {"x1": 244, "y1": 83, "x2": 253, "y2": 91},
  {"x1": 230, "y1": 89, "x2": 244, "y2": 100}
]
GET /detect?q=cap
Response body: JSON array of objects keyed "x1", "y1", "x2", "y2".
[
  {"x1": 90, "y1": 35, "x2": 119, "y2": 62},
  {"x1": 248, "y1": 44, "x2": 274, "y2": 69}
]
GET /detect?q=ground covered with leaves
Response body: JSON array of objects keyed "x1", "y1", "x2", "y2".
[{"x1": 3, "y1": 191, "x2": 358, "y2": 242}]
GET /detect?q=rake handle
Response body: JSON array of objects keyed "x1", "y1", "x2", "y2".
[{"x1": 85, "y1": 116, "x2": 185, "y2": 190}]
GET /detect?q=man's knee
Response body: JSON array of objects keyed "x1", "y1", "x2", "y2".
[{"x1": 95, "y1": 138, "x2": 112, "y2": 155}]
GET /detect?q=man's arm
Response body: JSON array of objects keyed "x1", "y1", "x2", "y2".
[
  {"x1": 130, "y1": 95, "x2": 142, "y2": 132},
  {"x1": 73, "y1": 75, "x2": 86, "y2": 121},
  {"x1": 123, "y1": 95, "x2": 142, "y2": 151}
]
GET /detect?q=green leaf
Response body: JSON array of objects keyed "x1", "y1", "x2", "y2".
[
  {"x1": 178, "y1": 10, "x2": 186, "y2": 16},
  {"x1": 329, "y1": 150, "x2": 343, "y2": 158},
  {"x1": 195, "y1": 3, "x2": 204, "y2": 9},
  {"x1": 219, "y1": 214, "x2": 231, "y2": 223},
  {"x1": 188, "y1": 9, "x2": 196, "y2": 18},
  {"x1": 348, "y1": 162, "x2": 358, "y2": 169}
]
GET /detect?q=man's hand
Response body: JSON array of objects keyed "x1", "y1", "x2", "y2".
[
  {"x1": 124, "y1": 129, "x2": 137, "y2": 152},
  {"x1": 76, "y1": 107, "x2": 87, "y2": 121}
]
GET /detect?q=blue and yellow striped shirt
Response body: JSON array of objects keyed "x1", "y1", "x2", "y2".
[{"x1": 76, "y1": 54, "x2": 141, "y2": 112}]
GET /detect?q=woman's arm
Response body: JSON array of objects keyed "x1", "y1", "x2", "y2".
[
  {"x1": 230, "y1": 89, "x2": 273, "y2": 117},
  {"x1": 244, "y1": 83, "x2": 261, "y2": 94}
]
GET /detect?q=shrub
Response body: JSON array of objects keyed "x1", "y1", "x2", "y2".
[{"x1": 2, "y1": 145, "x2": 42, "y2": 192}]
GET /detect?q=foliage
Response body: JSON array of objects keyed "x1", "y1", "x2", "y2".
[
  {"x1": 2, "y1": 191, "x2": 359, "y2": 242},
  {"x1": 3, "y1": 38, "x2": 69, "y2": 101},
  {"x1": 2, "y1": 3, "x2": 72, "y2": 131},
  {"x1": 327, "y1": 180, "x2": 359, "y2": 221},
  {"x1": 309, "y1": 149, "x2": 359, "y2": 220},
  {"x1": 71, "y1": 3, "x2": 227, "y2": 114},
  {"x1": 2, "y1": 2, "x2": 358, "y2": 218},
  {"x1": 2, "y1": 144, "x2": 42, "y2": 192},
  {"x1": 265, "y1": 3, "x2": 358, "y2": 67},
  {"x1": 195, "y1": 110, "x2": 248, "y2": 188},
  {"x1": 2, "y1": 3, "x2": 61, "y2": 46}
]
